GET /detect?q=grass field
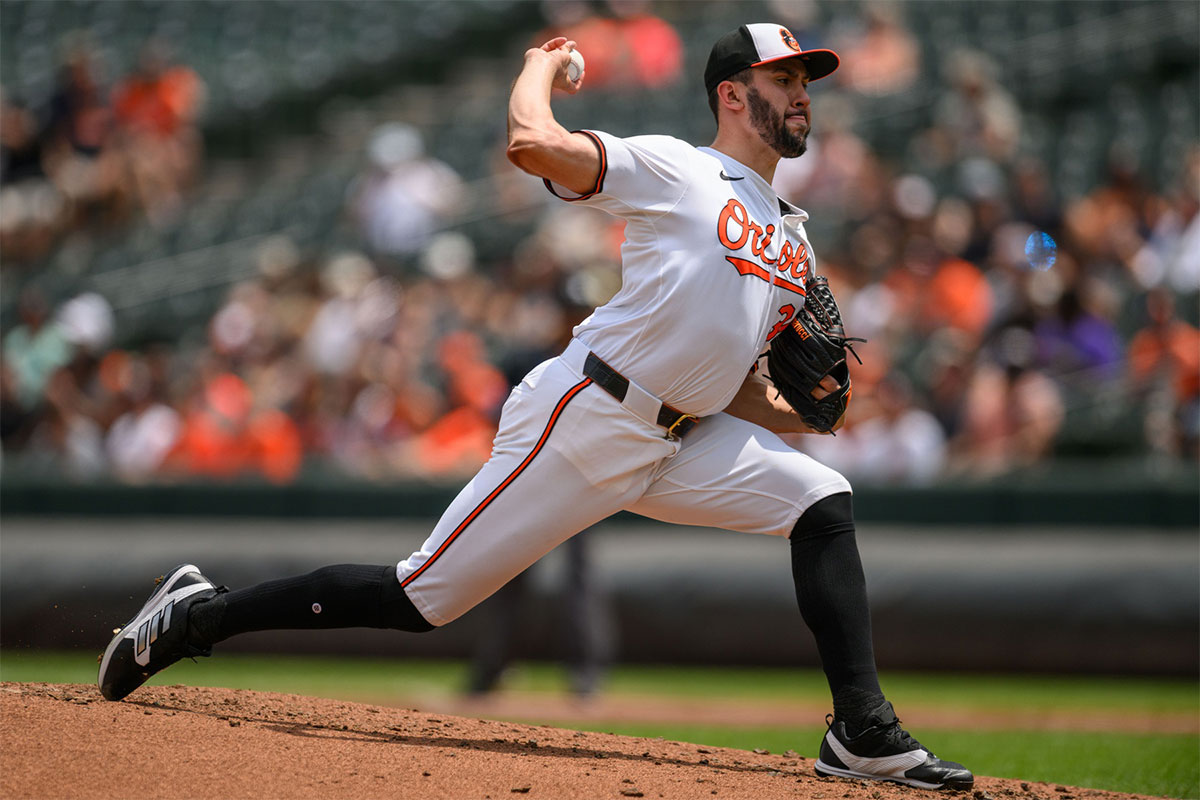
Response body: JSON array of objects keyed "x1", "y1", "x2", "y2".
[{"x1": 2, "y1": 650, "x2": 1196, "y2": 799}]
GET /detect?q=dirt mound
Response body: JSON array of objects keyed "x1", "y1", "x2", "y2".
[{"x1": 0, "y1": 682, "x2": 1156, "y2": 800}]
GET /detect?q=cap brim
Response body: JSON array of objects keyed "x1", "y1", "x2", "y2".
[{"x1": 752, "y1": 48, "x2": 840, "y2": 81}]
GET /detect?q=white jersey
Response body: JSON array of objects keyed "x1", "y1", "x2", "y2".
[
  {"x1": 548, "y1": 130, "x2": 818, "y2": 417},
  {"x1": 400, "y1": 130, "x2": 850, "y2": 625}
]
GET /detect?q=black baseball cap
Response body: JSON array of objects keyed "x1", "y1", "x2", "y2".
[{"x1": 704, "y1": 23, "x2": 840, "y2": 95}]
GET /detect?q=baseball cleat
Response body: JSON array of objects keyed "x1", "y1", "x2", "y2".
[
  {"x1": 814, "y1": 700, "x2": 974, "y2": 790},
  {"x1": 98, "y1": 564, "x2": 223, "y2": 701}
]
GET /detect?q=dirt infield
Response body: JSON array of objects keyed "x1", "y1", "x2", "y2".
[{"x1": 0, "y1": 683, "x2": 1161, "y2": 800}]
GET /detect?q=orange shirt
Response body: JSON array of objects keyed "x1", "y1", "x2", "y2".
[
  {"x1": 112, "y1": 67, "x2": 201, "y2": 138},
  {"x1": 1129, "y1": 321, "x2": 1200, "y2": 402}
]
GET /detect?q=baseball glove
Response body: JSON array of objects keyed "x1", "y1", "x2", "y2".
[{"x1": 766, "y1": 275, "x2": 864, "y2": 433}]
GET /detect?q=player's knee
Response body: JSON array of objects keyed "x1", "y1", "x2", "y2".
[
  {"x1": 378, "y1": 570, "x2": 436, "y2": 633},
  {"x1": 790, "y1": 491, "x2": 855, "y2": 541}
]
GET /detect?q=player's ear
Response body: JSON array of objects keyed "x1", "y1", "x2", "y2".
[{"x1": 717, "y1": 80, "x2": 745, "y2": 113}]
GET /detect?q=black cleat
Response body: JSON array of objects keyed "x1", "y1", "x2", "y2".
[
  {"x1": 98, "y1": 564, "x2": 222, "y2": 701},
  {"x1": 814, "y1": 701, "x2": 974, "y2": 790}
]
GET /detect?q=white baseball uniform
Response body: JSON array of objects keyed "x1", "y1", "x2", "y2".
[{"x1": 397, "y1": 131, "x2": 851, "y2": 626}]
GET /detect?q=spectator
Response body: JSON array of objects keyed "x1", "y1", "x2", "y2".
[
  {"x1": 884, "y1": 239, "x2": 994, "y2": 347},
  {"x1": 3, "y1": 288, "x2": 74, "y2": 411},
  {"x1": 105, "y1": 353, "x2": 182, "y2": 482},
  {"x1": 0, "y1": 89, "x2": 60, "y2": 264},
  {"x1": 954, "y1": 329, "x2": 1065, "y2": 476},
  {"x1": 1033, "y1": 281, "x2": 1124, "y2": 382},
  {"x1": 933, "y1": 49, "x2": 1021, "y2": 164},
  {"x1": 534, "y1": 1, "x2": 682, "y2": 91},
  {"x1": 1129, "y1": 144, "x2": 1200, "y2": 292},
  {"x1": 1011, "y1": 156, "x2": 1062, "y2": 236},
  {"x1": 0, "y1": 89, "x2": 45, "y2": 185},
  {"x1": 609, "y1": 0, "x2": 684, "y2": 89},
  {"x1": 923, "y1": 330, "x2": 975, "y2": 441},
  {"x1": 406, "y1": 329, "x2": 507, "y2": 478},
  {"x1": 42, "y1": 38, "x2": 124, "y2": 226},
  {"x1": 167, "y1": 371, "x2": 256, "y2": 481},
  {"x1": 112, "y1": 40, "x2": 206, "y2": 142},
  {"x1": 111, "y1": 38, "x2": 207, "y2": 225},
  {"x1": 23, "y1": 350, "x2": 109, "y2": 479},
  {"x1": 851, "y1": 372, "x2": 948, "y2": 485},
  {"x1": 1128, "y1": 288, "x2": 1200, "y2": 458},
  {"x1": 56, "y1": 291, "x2": 115, "y2": 357},
  {"x1": 302, "y1": 251, "x2": 378, "y2": 376},
  {"x1": 349, "y1": 123, "x2": 465, "y2": 264},
  {"x1": 0, "y1": 355, "x2": 41, "y2": 459},
  {"x1": 833, "y1": 2, "x2": 921, "y2": 97},
  {"x1": 535, "y1": 1, "x2": 624, "y2": 90}
]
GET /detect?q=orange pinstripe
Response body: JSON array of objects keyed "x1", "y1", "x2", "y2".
[{"x1": 401, "y1": 377, "x2": 593, "y2": 589}]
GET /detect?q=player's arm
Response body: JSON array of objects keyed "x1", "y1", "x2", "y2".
[
  {"x1": 506, "y1": 37, "x2": 601, "y2": 195},
  {"x1": 724, "y1": 371, "x2": 845, "y2": 435}
]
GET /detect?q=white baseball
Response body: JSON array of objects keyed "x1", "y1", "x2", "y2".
[{"x1": 567, "y1": 49, "x2": 585, "y2": 82}]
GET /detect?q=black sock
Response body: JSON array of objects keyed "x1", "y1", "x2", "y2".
[
  {"x1": 790, "y1": 493, "x2": 884, "y2": 735},
  {"x1": 831, "y1": 685, "x2": 888, "y2": 736},
  {"x1": 187, "y1": 564, "x2": 434, "y2": 646}
]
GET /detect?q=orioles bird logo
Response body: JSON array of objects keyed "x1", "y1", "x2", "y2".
[{"x1": 779, "y1": 27, "x2": 801, "y2": 52}]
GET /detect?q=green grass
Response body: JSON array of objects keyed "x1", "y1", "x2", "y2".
[
  {"x1": 566, "y1": 723, "x2": 1198, "y2": 799},
  {"x1": 3, "y1": 650, "x2": 1196, "y2": 798},
  {"x1": 592, "y1": 664, "x2": 1197, "y2": 714},
  {"x1": 6, "y1": 650, "x2": 1193, "y2": 714}
]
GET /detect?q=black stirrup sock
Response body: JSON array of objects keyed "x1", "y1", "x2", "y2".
[
  {"x1": 790, "y1": 493, "x2": 885, "y2": 729},
  {"x1": 187, "y1": 564, "x2": 434, "y2": 645}
]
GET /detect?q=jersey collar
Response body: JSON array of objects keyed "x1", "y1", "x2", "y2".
[
  {"x1": 778, "y1": 195, "x2": 808, "y2": 223},
  {"x1": 699, "y1": 146, "x2": 810, "y2": 222}
]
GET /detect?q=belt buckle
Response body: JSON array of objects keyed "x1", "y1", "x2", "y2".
[{"x1": 665, "y1": 413, "x2": 698, "y2": 441}]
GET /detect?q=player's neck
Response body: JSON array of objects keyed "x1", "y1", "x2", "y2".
[{"x1": 709, "y1": 130, "x2": 781, "y2": 186}]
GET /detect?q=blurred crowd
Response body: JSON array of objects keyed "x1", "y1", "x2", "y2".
[
  {"x1": 1, "y1": 34, "x2": 205, "y2": 265},
  {"x1": 2, "y1": 2, "x2": 1197, "y2": 487},
  {"x1": 0, "y1": 219, "x2": 605, "y2": 484},
  {"x1": 775, "y1": 1, "x2": 1198, "y2": 479}
]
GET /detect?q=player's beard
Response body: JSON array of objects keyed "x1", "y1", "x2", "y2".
[{"x1": 747, "y1": 87, "x2": 807, "y2": 159}]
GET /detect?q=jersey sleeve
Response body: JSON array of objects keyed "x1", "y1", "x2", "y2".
[{"x1": 543, "y1": 130, "x2": 691, "y2": 217}]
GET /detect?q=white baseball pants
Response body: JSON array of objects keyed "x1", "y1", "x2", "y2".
[{"x1": 396, "y1": 339, "x2": 851, "y2": 625}]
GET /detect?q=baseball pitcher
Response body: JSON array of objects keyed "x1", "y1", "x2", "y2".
[{"x1": 100, "y1": 23, "x2": 972, "y2": 790}]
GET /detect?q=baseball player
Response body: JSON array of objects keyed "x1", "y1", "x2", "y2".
[{"x1": 99, "y1": 24, "x2": 972, "y2": 790}]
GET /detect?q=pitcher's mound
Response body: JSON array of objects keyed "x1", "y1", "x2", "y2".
[{"x1": 0, "y1": 682, "x2": 1154, "y2": 800}]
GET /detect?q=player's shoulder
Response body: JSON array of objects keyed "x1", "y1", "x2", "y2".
[
  {"x1": 621, "y1": 133, "x2": 694, "y2": 150},
  {"x1": 615, "y1": 133, "x2": 702, "y2": 161}
]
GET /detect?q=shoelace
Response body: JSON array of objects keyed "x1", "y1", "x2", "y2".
[
  {"x1": 825, "y1": 711, "x2": 929, "y2": 754},
  {"x1": 878, "y1": 717, "x2": 925, "y2": 753}
]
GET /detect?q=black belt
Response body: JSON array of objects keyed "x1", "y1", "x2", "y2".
[{"x1": 582, "y1": 352, "x2": 699, "y2": 440}]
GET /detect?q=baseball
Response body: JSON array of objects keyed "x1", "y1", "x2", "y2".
[{"x1": 567, "y1": 48, "x2": 585, "y2": 82}]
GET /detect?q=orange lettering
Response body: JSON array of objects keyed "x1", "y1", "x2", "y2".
[
  {"x1": 777, "y1": 241, "x2": 794, "y2": 270},
  {"x1": 747, "y1": 222, "x2": 764, "y2": 256},
  {"x1": 751, "y1": 224, "x2": 774, "y2": 258},
  {"x1": 789, "y1": 240, "x2": 809, "y2": 280},
  {"x1": 717, "y1": 199, "x2": 750, "y2": 250},
  {"x1": 768, "y1": 303, "x2": 796, "y2": 340},
  {"x1": 718, "y1": 201, "x2": 813, "y2": 294}
]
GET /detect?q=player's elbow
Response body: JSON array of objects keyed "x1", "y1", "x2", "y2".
[
  {"x1": 507, "y1": 127, "x2": 599, "y2": 195},
  {"x1": 505, "y1": 129, "x2": 551, "y2": 174},
  {"x1": 505, "y1": 140, "x2": 533, "y2": 173}
]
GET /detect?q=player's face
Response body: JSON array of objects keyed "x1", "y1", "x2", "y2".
[{"x1": 746, "y1": 62, "x2": 811, "y2": 159}]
